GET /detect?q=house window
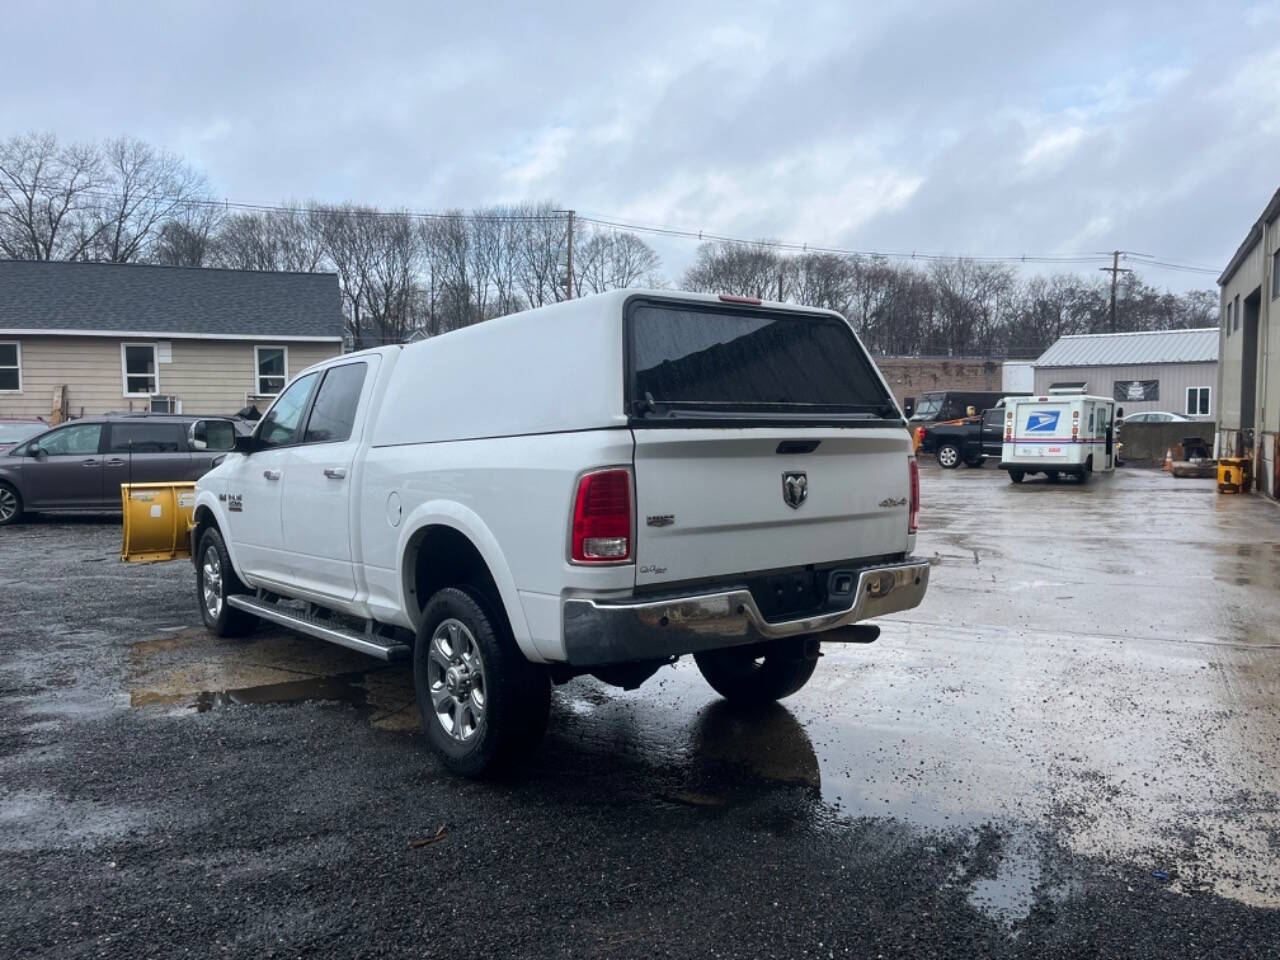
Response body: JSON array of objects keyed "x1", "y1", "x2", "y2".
[
  {"x1": 121, "y1": 343, "x2": 158, "y2": 396},
  {"x1": 1273, "y1": 248, "x2": 1280, "y2": 300},
  {"x1": 255, "y1": 346, "x2": 288, "y2": 396},
  {"x1": 1234, "y1": 294, "x2": 1240, "y2": 331},
  {"x1": 1225, "y1": 300, "x2": 1232, "y2": 335},
  {"x1": 0, "y1": 342, "x2": 20, "y2": 392},
  {"x1": 1186, "y1": 386, "x2": 1211, "y2": 417}
]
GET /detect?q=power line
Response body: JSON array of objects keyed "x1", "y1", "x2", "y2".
[{"x1": 9, "y1": 184, "x2": 1225, "y2": 275}]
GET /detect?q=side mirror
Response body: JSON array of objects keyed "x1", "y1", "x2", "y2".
[
  {"x1": 31, "y1": 445, "x2": 46, "y2": 460},
  {"x1": 903, "y1": 398, "x2": 916, "y2": 418},
  {"x1": 233, "y1": 432, "x2": 261, "y2": 455},
  {"x1": 190, "y1": 419, "x2": 237, "y2": 453}
]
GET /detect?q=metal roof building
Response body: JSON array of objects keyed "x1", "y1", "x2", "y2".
[
  {"x1": 1216, "y1": 186, "x2": 1280, "y2": 497},
  {"x1": 1032, "y1": 328, "x2": 1219, "y2": 420}
]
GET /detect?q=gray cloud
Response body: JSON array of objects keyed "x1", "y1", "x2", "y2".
[{"x1": 2, "y1": 0, "x2": 1276, "y2": 289}]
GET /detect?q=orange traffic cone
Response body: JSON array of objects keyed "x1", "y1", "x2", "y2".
[{"x1": 1163, "y1": 448, "x2": 1173, "y2": 471}]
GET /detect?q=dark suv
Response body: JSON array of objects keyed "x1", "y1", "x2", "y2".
[{"x1": 0, "y1": 414, "x2": 236, "y2": 525}]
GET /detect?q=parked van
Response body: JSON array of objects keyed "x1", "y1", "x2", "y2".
[{"x1": 999, "y1": 390, "x2": 1116, "y2": 484}]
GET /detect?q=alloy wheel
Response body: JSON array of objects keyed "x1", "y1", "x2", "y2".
[
  {"x1": 201, "y1": 544, "x2": 223, "y2": 620},
  {"x1": 0, "y1": 487, "x2": 16, "y2": 523},
  {"x1": 427, "y1": 618, "x2": 487, "y2": 741}
]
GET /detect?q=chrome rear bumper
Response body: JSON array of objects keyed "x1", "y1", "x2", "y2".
[{"x1": 562, "y1": 558, "x2": 930, "y2": 667}]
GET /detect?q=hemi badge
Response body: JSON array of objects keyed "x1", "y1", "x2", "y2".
[{"x1": 646, "y1": 515, "x2": 675, "y2": 527}]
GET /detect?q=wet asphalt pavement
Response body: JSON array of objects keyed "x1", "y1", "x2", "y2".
[{"x1": 3, "y1": 465, "x2": 1280, "y2": 958}]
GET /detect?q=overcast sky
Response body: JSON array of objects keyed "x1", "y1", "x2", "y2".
[{"x1": 4, "y1": 0, "x2": 1278, "y2": 290}]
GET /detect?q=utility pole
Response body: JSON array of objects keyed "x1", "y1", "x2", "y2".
[
  {"x1": 1099, "y1": 250, "x2": 1133, "y2": 332},
  {"x1": 565, "y1": 209, "x2": 575, "y2": 300}
]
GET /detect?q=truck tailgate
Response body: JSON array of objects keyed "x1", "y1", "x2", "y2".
[{"x1": 631, "y1": 427, "x2": 911, "y2": 587}]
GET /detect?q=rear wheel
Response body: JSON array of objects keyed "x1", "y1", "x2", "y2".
[
  {"x1": 694, "y1": 637, "x2": 819, "y2": 705},
  {"x1": 936, "y1": 444, "x2": 961, "y2": 469},
  {"x1": 414, "y1": 586, "x2": 550, "y2": 777},
  {"x1": 0, "y1": 482, "x2": 22, "y2": 525},
  {"x1": 196, "y1": 527, "x2": 256, "y2": 637},
  {"x1": 963, "y1": 454, "x2": 984, "y2": 468},
  {"x1": 1046, "y1": 471, "x2": 1060, "y2": 483},
  {"x1": 1008, "y1": 470, "x2": 1024, "y2": 484}
]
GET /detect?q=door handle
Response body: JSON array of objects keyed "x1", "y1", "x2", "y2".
[
  {"x1": 106, "y1": 459, "x2": 126, "y2": 466},
  {"x1": 323, "y1": 467, "x2": 347, "y2": 479},
  {"x1": 82, "y1": 459, "x2": 100, "y2": 466},
  {"x1": 263, "y1": 469, "x2": 281, "y2": 481}
]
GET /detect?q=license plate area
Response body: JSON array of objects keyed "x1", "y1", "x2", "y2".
[{"x1": 744, "y1": 566, "x2": 860, "y2": 623}]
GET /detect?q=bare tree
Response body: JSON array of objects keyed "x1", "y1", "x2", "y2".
[
  {"x1": 90, "y1": 137, "x2": 211, "y2": 262},
  {"x1": 319, "y1": 204, "x2": 379, "y2": 347},
  {"x1": 0, "y1": 132, "x2": 104, "y2": 260},
  {"x1": 210, "y1": 203, "x2": 326, "y2": 272},
  {"x1": 574, "y1": 228, "x2": 661, "y2": 296},
  {"x1": 683, "y1": 241, "x2": 787, "y2": 300},
  {"x1": 151, "y1": 202, "x2": 224, "y2": 267},
  {"x1": 514, "y1": 203, "x2": 571, "y2": 308},
  {"x1": 361, "y1": 211, "x2": 422, "y2": 345}
]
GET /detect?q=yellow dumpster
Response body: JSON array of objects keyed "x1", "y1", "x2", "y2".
[
  {"x1": 1217, "y1": 457, "x2": 1251, "y2": 495},
  {"x1": 121, "y1": 482, "x2": 197, "y2": 562}
]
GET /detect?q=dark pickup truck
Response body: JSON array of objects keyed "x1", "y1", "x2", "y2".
[{"x1": 919, "y1": 408, "x2": 1006, "y2": 468}]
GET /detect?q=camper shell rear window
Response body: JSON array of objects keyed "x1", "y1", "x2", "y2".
[{"x1": 625, "y1": 298, "x2": 898, "y2": 425}]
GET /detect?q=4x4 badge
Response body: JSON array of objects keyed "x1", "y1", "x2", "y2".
[{"x1": 782, "y1": 471, "x2": 807, "y2": 509}]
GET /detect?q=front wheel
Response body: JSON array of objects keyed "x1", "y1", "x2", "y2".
[
  {"x1": 936, "y1": 444, "x2": 961, "y2": 469},
  {"x1": 0, "y1": 482, "x2": 22, "y2": 526},
  {"x1": 1008, "y1": 470, "x2": 1025, "y2": 484},
  {"x1": 694, "y1": 638, "x2": 819, "y2": 705},
  {"x1": 414, "y1": 586, "x2": 550, "y2": 777},
  {"x1": 196, "y1": 527, "x2": 256, "y2": 636}
]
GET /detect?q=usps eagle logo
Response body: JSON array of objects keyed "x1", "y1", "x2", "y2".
[{"x1": 1026, "y1": 411, "x2": 1060, "y2": 433}]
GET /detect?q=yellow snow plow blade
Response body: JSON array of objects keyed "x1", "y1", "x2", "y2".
[{"x1": 120, "y1": 482, "x2": 197, "y2": 563}]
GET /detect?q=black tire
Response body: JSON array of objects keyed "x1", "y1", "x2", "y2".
[
  {"x1": 1046, "y1": 471, "x2": 1060, "y2": 483},
  {"x1": 0, "y1": 482, "x2": 22, "y2": 526},
  {"x1": 1008, "y1": 470, "x2": 1024, "y2": 484},
  {"x1": 694, "y1": 637, "x2": 819, "y2": 705},
  {"x1": 963, "y1": 455, "x2": 984, "y2": 468},
  {"x1": 1080, "y1": 457, "x2": 1093, "y2": 483},
  {"x1": 414, "y1": 585, "x2": 550, "y2": 778},
  {"x1": 936, "y1": 444, "x2": 961, "y2": 469},
  {"x1": 196, "y1": 527, "x2": 257, "y2": 637}
]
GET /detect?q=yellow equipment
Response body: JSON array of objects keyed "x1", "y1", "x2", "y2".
[
  {"x1": 120, "y1": 482, "x2": 197, "y2": 563},
  {"x1": 1217, "y1": 457, "x2": 1251, "y2": 495}
]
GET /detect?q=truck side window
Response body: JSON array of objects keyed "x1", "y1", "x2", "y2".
[
  {"x1": 258, "y1": 372, "x2": 318, "y2": 448},
  {"x1": 303, "y1": 363, "x2": 367, "y2": 444}
]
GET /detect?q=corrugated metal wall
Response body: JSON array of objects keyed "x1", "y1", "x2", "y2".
[{"x1": 1033, "y1": 361, "x2": 1219, "y2": 420}]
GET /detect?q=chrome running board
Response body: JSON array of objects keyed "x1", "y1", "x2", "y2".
[{"x1": 226, "y1": 595, "x2": 410, "y2": 661}]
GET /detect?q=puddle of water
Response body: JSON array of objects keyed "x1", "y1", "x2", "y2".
[{"x1": 194, "y1": 672, "x2": 369, "y2": 712}]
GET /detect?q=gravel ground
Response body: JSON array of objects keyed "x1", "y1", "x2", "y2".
[{"x1": 2, "y1": 466, "x2": 1280, "y2": 958}]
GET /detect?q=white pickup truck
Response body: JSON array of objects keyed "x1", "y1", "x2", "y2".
[{"x1": 189, "y1": 290, "x2": 929, "y2": 775}]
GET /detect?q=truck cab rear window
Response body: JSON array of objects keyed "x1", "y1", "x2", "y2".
[{"x1": 627, "y1": 302, "x2": 894, "y2": 421}]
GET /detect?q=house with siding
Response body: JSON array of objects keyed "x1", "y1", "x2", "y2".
[
  {"x1": 1032, "y1": 328, "x2": 1219, "y2": 420},
  {"x1": 0, "y1": 260, "x2": 344, "y2": 420}
]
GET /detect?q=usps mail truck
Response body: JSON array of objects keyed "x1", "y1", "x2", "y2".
[{"x1": 999, "y1": 389, "x2": 1117, "y2": 484}]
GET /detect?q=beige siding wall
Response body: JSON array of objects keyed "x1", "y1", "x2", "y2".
[
  {"x1": 1033, "y1": 362, "x2": 1219, "y2": 420},
  {"x1": 0, "y1": 335, "x2": 341, "y2": 419}
]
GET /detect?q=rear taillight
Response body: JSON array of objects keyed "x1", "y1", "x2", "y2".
[
  {"x1": 908, "y1": 458, "x2": 920, "y2": 535},
  {"x1": 571, "y1": 469, "x2": 632, "y2": 563}
]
